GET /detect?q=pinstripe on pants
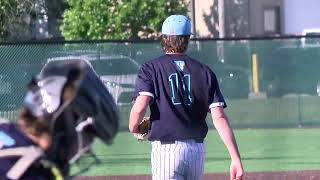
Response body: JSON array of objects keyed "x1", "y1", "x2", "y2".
[{"x1": 151, "y1": 140, "x2": 205, "y2": 180}]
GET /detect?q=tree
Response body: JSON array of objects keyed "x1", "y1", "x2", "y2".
[
  {"x1": 0, "y1": 0, "x2": 37, "y2": 41},
  {"x1": 45, "y1": 0, "x2": 66, "y2": 38},
  {"x1": 203, "y1": 1, "x2": 219, "y2": 37},
  {"x1": 203, "y1": 0, "x2": 249, "y2": 38},
  {"x1": 0, "y1": 0, "x2": 67, "y2": 41},
  {"x1": 224, "y1": 0, "x2": 249, "y2": 37},
  {"x1": 60, "y1": 0, "x2": 188, "y2": 40}
]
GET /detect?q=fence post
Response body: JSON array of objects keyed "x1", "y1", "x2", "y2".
[{"x1": 298, "y1": 95, "x2": 303, "y2": 127}]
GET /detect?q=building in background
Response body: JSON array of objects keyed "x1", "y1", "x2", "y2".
[
  {"x1": 186, "y1": 0, "x2": 320, "y2": 38},
  {"x1": 185, "y1": 0, "x2": 216, "y2": 38},
  {"x1": 185, "y1": 0, "x2": 250, "y2": 38},
  {"x1": 10, "y1": 0, "x2": 320, "y2": 40},
  {"x1": 248, "y1": 0, "x2": 283, "y2": 37},
  {"x1": 248, "y1": 0, "x2": 320, "y2": 36},
  {"x1": 283, "y1": 0, "x2": 320, "y2": 35}
]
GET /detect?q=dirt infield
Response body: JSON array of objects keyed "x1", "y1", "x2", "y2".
[{"x1": 75, "y1": 170, "x2": 320, "y2": 180}]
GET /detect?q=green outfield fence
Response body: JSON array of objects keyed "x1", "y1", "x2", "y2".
[{"x1": 0, "y1": 37, "x2": 320, "y2": 130}]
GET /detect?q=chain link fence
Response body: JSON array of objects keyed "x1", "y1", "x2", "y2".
[{"x1": 0, "y1": 38, "x2": 320, "y2": 129}]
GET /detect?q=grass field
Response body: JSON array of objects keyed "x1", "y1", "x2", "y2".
[{"x1": 71, "y1": 128, "x2": 320, "y2": 176}]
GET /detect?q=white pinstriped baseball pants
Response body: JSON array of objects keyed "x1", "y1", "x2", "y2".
[{"x1": 151, "y1": 140, "x2": 205, "y2": 180}]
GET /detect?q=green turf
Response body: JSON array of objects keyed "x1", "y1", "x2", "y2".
[{"x1": 71, "y1": 128, "x2": 320, "y2": 176}]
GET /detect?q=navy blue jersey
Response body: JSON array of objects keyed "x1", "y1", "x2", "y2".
[
  {"x1": 133, "y1": 54, "x2": 226, "y2": 142},
  {"x1": 0, "y1": 123, "x2": 53, "y2": 180}
]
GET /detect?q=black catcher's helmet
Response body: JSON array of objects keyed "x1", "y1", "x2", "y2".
[{"x1": 23, "y1": 59, "x2": 119, "y2": 175}]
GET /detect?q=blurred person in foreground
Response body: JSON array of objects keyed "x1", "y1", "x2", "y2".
[
  {"x1": 0, "y1": 59, "x2": 119, "y2": 180},
  {"x1": 129, "y1": 15, "x2": 243, "y2": 180}
]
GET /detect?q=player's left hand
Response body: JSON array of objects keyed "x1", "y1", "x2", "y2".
[
  {"x1": 133, "y1": 117, "x2": 150, "y2": 141},
  {"x1": 133, "y1": 133, "x2": 148, "y2": 141},
  {"x1": 230, "y1": 159, "x2": 243, "y2": 180}
]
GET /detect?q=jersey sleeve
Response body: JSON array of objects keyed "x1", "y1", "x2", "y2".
[
  {"x1": 208, "y1": 70, "x2": 227, "y2": 110},
  {"x1": 132, "y1": 64, "x2": 155, "y2": 101}
]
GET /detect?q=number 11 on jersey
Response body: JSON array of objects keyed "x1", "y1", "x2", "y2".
[{"x1": 168, "y1": 73, "x2": 192, "y2": 106}]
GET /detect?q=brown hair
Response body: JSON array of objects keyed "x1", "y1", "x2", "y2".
[
  {"x1": 18, "y1": 108, "x2": 50, "y2": 137},
  {"x1": 18, "y1": 83, "x2": 77, "y2": 137},
  {"x1": 160, "y1": 35, "x2": 190, "y2": 54}
]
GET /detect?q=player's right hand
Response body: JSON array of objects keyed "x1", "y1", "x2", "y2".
[{"x1": 230, "y1": 159, "x2": 244, "y2": 180}]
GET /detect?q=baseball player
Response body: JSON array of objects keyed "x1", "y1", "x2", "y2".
[
  {"x1": 129, "y1": 15, "x2": 243, "y2": 180},
  {"x1": 0, "y1": 59, "x2": 119, "y2": 179}
]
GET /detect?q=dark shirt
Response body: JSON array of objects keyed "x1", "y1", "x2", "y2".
[
  {"x1": 0, "y1": 123, "x2": 52, "y2": 180},
  {"x1": 133, "y1": 54, "x2": 226, "y2": 142}
]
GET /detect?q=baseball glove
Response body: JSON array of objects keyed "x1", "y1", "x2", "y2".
[{"x1": 133, "y1": 117, "x2": 150, "y2": 141}]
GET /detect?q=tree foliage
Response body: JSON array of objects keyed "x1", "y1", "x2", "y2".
[
  {"x1": 60, "y1": 0, "x2": 188, "y2": 40},
  {"x1": 0, "y1": 0, "x2": 37, "y2": 41}
]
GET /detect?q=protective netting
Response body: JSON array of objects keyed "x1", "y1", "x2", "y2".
[{"x1": 0, "y1": 38, "x2": 319, "y2": 129}]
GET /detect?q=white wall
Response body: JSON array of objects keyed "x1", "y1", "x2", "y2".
[{"x1": 284, "y1": 0, "x2": 320, "y2": 35}]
